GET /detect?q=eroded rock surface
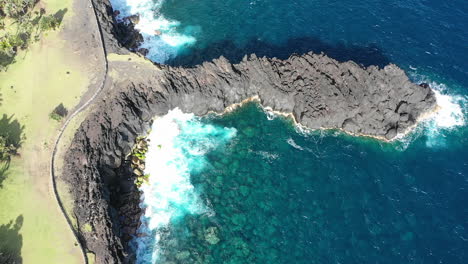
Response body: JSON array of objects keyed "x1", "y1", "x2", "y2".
[
  {"x1": 64, "y1": 51, "x2": 435, "y2": 263},
  {"x1": 162, "y1": 54, "x2": 435, "y2": 138},
  {"x1": 66, "y1": 2, "x2": 437, "y2": 263}
]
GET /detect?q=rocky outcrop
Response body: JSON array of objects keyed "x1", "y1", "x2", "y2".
[
  {"x1": 159, "y1": 54, "x2": 435, "y2": 139},
  {"x1": 62, "y1": 2, "x2": 438, "y2": 264},
  {"x1": 64, "y1": 50, "x2": 436, "y2": 263},
  {"x1": 90, "y1": 0, "x2": 143, "y2": 53}
]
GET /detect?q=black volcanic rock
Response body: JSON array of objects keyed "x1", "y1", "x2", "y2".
[
  {"x1": 64, "y1": 52, "x2": 436, "y2": 263},
  {"x1": 159, "y1": 54, "x2": 435, "y2": 139},
  {"x1": 91, "y1": 0, "x2": 142, "y2": 53},
  {"x1": 67, "y1": 1, "x2": 437, "y2": 263}
]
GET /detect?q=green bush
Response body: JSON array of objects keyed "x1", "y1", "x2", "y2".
[
  {"x1": 0, "y1": 135, "x2": 16, "y2": 161},
  {"x1": 39, "y1": 15, "x2": 60, "y2": 31},
  {"x1": 49, "y1": 112, "x2": 62, "y2": 121},
  {"x1": 49, "y1": 103, "x2": 68, "y2": 121}
]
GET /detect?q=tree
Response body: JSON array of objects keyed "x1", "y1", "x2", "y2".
[
  {"x1": 0, "y1": 1, "x2": 64, "y2": 70},
  {"x1": 0, "y1": 0, "x2": 35, "y2": 18},
  {"x1": 39, "y1": 14, "x2": 60, "y2": 31}
]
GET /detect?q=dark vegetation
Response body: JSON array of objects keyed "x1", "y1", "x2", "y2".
[
  {"x1": 49, "y1": 103, "x2": 68, "y2": 121},
  {"x1": 0, "y1": 0, "x2": 67, "y2": 70},
  {"x1": 0, "y1": 215, "x2": 23, "y2": 264},
  {"x1": 0, "y1": 114, "x2": 24, "y2": 188}
]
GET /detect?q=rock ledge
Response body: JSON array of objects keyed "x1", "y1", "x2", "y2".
[{"x1": 65, "y1": 1, "x2": 437, "y2": 263}]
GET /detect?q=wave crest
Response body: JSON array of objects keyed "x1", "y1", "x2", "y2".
[
  {"x1": 110, "y1": 0, "x2": 197, "y2": 62},
  {"x1": 132, "y1": 108, "x2": 236, "y2": 263}
]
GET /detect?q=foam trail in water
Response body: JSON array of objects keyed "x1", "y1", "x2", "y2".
[
  {"x1": 287, "y1": 138, "x2": 304, "y2": 150},
  {"x1": 110, "y1": 0, "x2": 196, "y2": 63},
  {"x1": 132, "y1": 109, "x2": 236, "y2": 263}
]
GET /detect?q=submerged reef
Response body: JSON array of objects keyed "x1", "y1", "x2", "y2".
[{"x1": 63, "y1": 0, "x2": 437, "y2": 263}]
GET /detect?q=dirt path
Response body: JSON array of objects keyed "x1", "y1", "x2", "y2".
[{"x1": 49, "y1": 0, "x2": 110, "y2": 263}]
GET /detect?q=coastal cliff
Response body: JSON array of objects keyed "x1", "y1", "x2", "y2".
[{"x1": 64, "y1": 0, "x2": 437, "y2": 263}]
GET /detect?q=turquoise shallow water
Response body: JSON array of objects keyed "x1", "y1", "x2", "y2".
[
  {"x1": 134, "y1": 103, "x2": 467, "y2": 263},
  {"x1": 107, "y1": 0, "x2": 468, "y2": 262}
]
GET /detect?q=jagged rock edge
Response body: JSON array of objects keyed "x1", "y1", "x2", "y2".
[{"x1": 64, "y1": 0, "x2": 438, "y2": 263}]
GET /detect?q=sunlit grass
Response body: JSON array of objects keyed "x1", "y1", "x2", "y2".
[{"x1": 0, "y1": 0, "x2": 89, "y2": 262}]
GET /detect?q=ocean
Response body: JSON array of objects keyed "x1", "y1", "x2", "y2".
[{"x1": 109, "y1": 0, "x2": 468, "y2": 263}]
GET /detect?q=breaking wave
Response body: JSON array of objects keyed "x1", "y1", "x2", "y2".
[
  {"x1": 131, "y1": 108, "x2": 236, "y2": 263},
  {"x1": 409, "y1": 74, "x2": 466, "y2": 148},
  {"x1": 110, "y1": 0, "x2": 197, "y2": 63}
]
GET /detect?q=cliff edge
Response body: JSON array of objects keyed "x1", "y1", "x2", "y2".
[{"x1": 63, "y1": 0, "x2": 437, "y2": 263}]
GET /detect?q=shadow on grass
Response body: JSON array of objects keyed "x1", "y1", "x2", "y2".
[
  {"x1": 0, "y1": 114, "x2": 25, "y2": 188},
  {"x1": 0, "y1": 52, "x2": 16, "y2": 71},
  {"x1": 0, "y1": 215, "x2": 23, "y2": 264},
  {"x1": 167, "y1": 36, "x2": 390, "y2": 69},
  {"x1": 0, "y1": 114, "x2": 25, "y2": 149},
  {"x1": 53, "y1": 8, "x2": 68, "y2": 24},
  {"x1": 0, "y1": 160, "x2": 11, "y2": 189}
]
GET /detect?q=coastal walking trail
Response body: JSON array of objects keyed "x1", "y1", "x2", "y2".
[{"x1": 49, "y1": 0, "x2": 109, "y2": 263}]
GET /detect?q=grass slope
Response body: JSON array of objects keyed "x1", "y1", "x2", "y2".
[{"x1": 0, "y1": 0, "x2": 91, "y2": 263}]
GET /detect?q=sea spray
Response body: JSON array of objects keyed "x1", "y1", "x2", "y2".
[
  {"x1": 131, "y1": 108, "x2": 236, "y2": 263},
  {"x1": 110, "y1": 0, "x2": 197, "y2": 63},
  {"x1": 405, "y1": 73, "x2": 467, "y2": 148},
  {"x1": 132, "y1": 102, "x2": 468, "y2": 263}
]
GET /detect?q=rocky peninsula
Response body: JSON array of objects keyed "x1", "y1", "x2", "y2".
[{"x1": 62, "y1": 0, "x2": 437, "y2": 263}]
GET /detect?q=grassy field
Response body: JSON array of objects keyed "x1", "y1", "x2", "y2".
[{"x1": 0, "y1": 0, "x2": 92, "y2": 262}]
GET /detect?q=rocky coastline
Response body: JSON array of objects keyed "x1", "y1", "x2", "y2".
[{"x1": 63, "y1": 0, "x2": 437, "y2": 263}]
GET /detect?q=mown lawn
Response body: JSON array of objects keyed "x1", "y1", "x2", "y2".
[{"x1": 0, "y1": 0, "x2": 91, "y2": 263}]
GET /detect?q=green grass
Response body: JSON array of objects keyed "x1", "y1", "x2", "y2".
[
  {"x1": 0, "y1": 159, "x2": 81, "y2": 264},
  {"x1": 44, "y1": 0, "x2": 74, "y2": 17},
  {"x1": 82, "y1": 223, "x2": 93, "y2": 232},
  {"x1": 0, "y1": 0, "x2": 89, "y2": 262},
  {"x1": 87, "y1": 252, "x2": 96, "y2": 264}
]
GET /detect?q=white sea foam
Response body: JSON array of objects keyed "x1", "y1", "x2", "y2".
[
  {"x1": 287, "y1": 138, "x2": 304, "y2": 150},
  {"x1": 431, "y1": 89, "x2": 465, "y2": 128},
  {"x1": 263, "y1": 73, "x2": 466, "y2": 149},
  {"x1": 133, "y1": 108, "x2": 236, "y2": 263},
  {"x1": 408, "y1": 75, "x2": 466, "y2": 148},
  {"x1": 110, "y1": 0, "x2": 196, "y2": 62}
]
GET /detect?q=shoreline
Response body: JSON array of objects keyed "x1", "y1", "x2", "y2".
[
  {"x1": 66, "y1": 2, "x2": 441, "y2": 260},
  {"x1": 207, "y1": 94, "x2": 440, "y2": 143}
]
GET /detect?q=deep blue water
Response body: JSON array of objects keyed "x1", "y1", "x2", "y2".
[
  {"x1": 111, "y1": 0, "x2": 468, "y2": 90},
  {"x1": 161, "y1": 0, "x2": 468, "y2": 89},
  {"x1": 108, "y1": 0, "x2": 468, "y2": 263}
]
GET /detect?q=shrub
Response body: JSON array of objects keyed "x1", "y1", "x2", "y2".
[
  {"x1": 0, "y1": 135, "x2": 16, "y2": 161},
  {"x1": 49, "y1": 103, "x2": 68, "y2": 121},
  {"x1": 49, "y1": 112, "x2": 62, "y2": 121},
  {"x1": 39, "y1": 14, "x2": 60, "y2": 31}
]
